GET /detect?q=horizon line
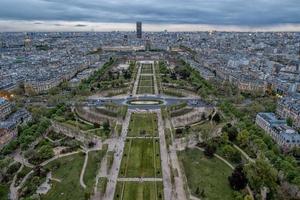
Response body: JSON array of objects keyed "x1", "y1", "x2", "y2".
[{"x1": 1, "y1": 20, "x2": 300, "y2": 32}]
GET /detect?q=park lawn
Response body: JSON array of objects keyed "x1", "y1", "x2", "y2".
[
  {"x1": 139, "y1": 76, "x2": 154, "y2": 87},
  {"x1": 42, "y1": 153, "x2": 86, "y2": 200},
  {"x1": 139, "y1": 75, "x2": 153, "y2": 81},
  {"x1": 119, "y1": 138, "x2": 161, "y2": 178},
  {"x1": 98, "y1": 177, "x2": 108, "y2": 194},
  {"x1": 114, "y1": 181, "x2": 164, "y2": 200},
  {"x1": 0, "y1": 184, "x2": 9, "y2": 200},
  {"x1": 15, "y1": 165, "x2": 32, "y2": 186},
  {"x1": 139, "y1": 79, "x2": 153, "y2": 87},
  {"x1": 64, "y1": 120, "x2": 94, "y2": 131},
  {"x1": 137, "y1": 86, "x2": 154, "y2": 94},
  {"x1": 154, "y1": 139, "x2": 162, "y2": 177},
  {"x1": 141, "y1": 64, "x2": 153, "y2": 74},
  {"x1": 128, "y1": 113, "x2": 158, "y2": 137},
  {"x1": 84, "y1": 150, "x2": 106, "y2": 194},
  {"x1": 178, "y1": 148, "x2": 235, "y2": 199}
]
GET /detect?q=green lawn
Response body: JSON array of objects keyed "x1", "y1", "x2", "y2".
[
  {"x1": 0, "y1": 184, "x2": 9, "y2": 200},
  {"x1": 137, "y1": 86, "x2": 154, "y2": 94},
  {"x1": 64, "y1": 120, "x2": 94, "y2": 131},
  {"x1": 139, "y1": 78, "x2": 153, "y2": 87},
  {"x1": 42, "y1": 153, "x2": 86, "y2": 200},
  {"x1": 139, "y1": 76, "x2": 153, "y2": 87},
  {"x1": 114, "y1": 181, "x2": 164, "y2": 200},
  {"x1": 15, "y1": 166, "x2": 32, "y2": 186},
  {"x1": 137, "y1": 75, "x2": 154, "y2": 94},
  {"x1": 84, "y1": 150, "x2": 106, "y2": 194},
  {"x1": 98, "y1": 177, "x2": 108, "y2": 194},
  {"x1": 141, "y1": 64, "x2": 153, "y2": 74},
  {"x1": 128, "y1": 113, "x2": 158, "y2": 137},
  {"x1": 119, "y1": 138, "x2": 161, "y2": 178},
  {"x1": 178, "y1": 148, "x2": 235, "y2": 199}
]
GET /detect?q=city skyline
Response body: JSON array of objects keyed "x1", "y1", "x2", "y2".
[{"x1": 0, "y1": 0, "x2": 300, "y2": 32}]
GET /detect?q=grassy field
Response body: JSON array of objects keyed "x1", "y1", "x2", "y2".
[
  {"x1": 84, "y1": 150, "x2": 106, "y2": 194},
  {"x1": 119, "y1": 138, "x2": 161, "y2": 178},
  {"x1": 62, "y1": 119, "x2": 94, "y2": 131},
  {"x1": 98, "y1": 177, "x2": 108, "y2": 195},
  {"x1": 141, "y1": 64, "x2": 153, "y2": 74},
  {"x1": 128, "y1": 113, "x2": 158, "y2": 137},
  {"x1": 114, "y1": 181, "x2": 164, "y2": 200},
  {"x1": 42, "y1": 153, "x2": 85, "y2": 200},
  {"x1": 178, "y1": 148, "x2": 235, "y2": 199},
  {"x1": 137, "y1": 86, "x2": 154, "y2": 94},
  {"x1": 138, "y1": 77, "x2": 153, "y2": 87},
  {"x1": 137, "y1": 75, "x2": 154, "y2": 94},
  {"x1": 0, "y1": 184, "x2": 9, "y2": 200}
]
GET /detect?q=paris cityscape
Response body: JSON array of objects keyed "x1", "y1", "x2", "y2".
[{"x1": 0, "y1": 0, "x2": 300, "y2": 200}]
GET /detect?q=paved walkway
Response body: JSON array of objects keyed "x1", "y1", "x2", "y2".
[
  {"x1": 80, "y1": 151, "x2": 89, "y2": 189},
  {"x1": 152, "y1": 62, "x2": 159, "y2": 95},
  {"x1": 13, "y1": 153, "x2": 34, "y2": 168},
  {"x1": 156, "y1": 110, "x2": 172, "y2": 200},
  {"x1": 169, "y1": 144, "x2": 188, "y2": 200},
  {"x1": 103, "y1": 111, "x2": 131, "y2": 200},
  {"x1": 132, "y1": 63, "x2": 142, "y2": 95},
  {"x1": 9, "y1": 164, "x2": 23, "y2": 200},
  {"x1": 233, "y1": 144, "x2": 255, "y2": 163}
]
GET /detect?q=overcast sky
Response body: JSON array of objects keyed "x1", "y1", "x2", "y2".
[{"x1": 0, "y1": 0, "x2": 300, "y2": 31}]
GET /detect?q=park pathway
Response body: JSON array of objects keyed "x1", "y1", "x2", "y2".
[
  {"x1": 103, "y1": 110, "x2": 131, "y2": 200},
  {"x1": 132, "y1": 63, "x2": 141, "y2": 96},
  {"x1": 152, "y1": 61, "x2": 159, "y2": 95},
  {"x1": 156, "y1": 110, "x2": 173, "y2": 200}
]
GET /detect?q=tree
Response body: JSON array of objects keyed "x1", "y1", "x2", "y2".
[
  {"x1": 212, "y1": 112, "x2": 221, "y2": 123},
  {"x1": 228, "y1": 165, "x2": 248, "y2": 190},
  {"x1": 222, "y1": 145, "x2": 242, "y2": 163},
  {"x1": 103, "y1": 121, "x2": 111, "y2": 136},
  {"x1": 287, "y1": 117, "x2": 293, "y2": 127},
  {"x1": 204, "y1": 143, "x2": 216, "y2": 158},
  {"x1": 244, "y1": 195, "x2": 254, "y2": 200},
  {"x1": 237, "y1": 130, "x2": 250, "y2": 147},
  {"x1": 245, "y1": 156, "x2": 278, "y2": 196},
  {"x1": 222, "y1": 123, "x2": 238, "y2": 141}
]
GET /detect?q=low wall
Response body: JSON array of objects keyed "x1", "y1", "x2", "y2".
[
  {"x1": 51, "y1": 121, "x2": 99, "y2": 143},
  {"x1": 171, "y1": 107, "x2": 213, "y2": 127}
]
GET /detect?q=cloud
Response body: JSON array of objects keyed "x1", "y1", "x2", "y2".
[
  {"x1": 74, "y1": 24, "x2": 87, "y2": 27},
  {"x1": 0, "y1": 0, "x2": 299, "y2": 28},
  {"x1": 1, "y1": 20, "x2": 300, "y2": 32}
]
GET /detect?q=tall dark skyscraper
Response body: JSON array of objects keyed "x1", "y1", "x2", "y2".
[{"x1": 136, "y1": 21, "x2": 142, "y2": 39}]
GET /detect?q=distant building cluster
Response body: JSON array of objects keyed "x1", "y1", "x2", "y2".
[
  {"x1": 0, "y1": 108, "x2": 32, "y2": 130},
  {"x1": 277, "y1": 94, "x2": 300, "y2": 129},
  {"x1": 0, "y1": 108, "x2": 31, "y2": 149},
  {"x1": 179, "y1": 32, "x2": 300, "y2": 95},
  {"x1": 0, "y1": 32, "x2": 108, "y2": 94},
  {"x1": 256, "y1": 112, "x2": 300, "y2": 149},
  {"x1": 0, "y1": 97, "x2": 11, "y2": 120}
]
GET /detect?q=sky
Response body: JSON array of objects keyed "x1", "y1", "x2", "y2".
[{"x1": 0, "y1": 0, "x2": 300, "y2": 32}]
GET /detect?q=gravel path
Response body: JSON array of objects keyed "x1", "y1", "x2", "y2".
[
  {"x1": 103, "y1": 110, "x2": 131, "y2": 200},
  {"x1": 156, "y1": 110, "x2": 173, "y2": 200},
  {"x1": 132, "y1": 63, "x2": 142, "y2": 95}
]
